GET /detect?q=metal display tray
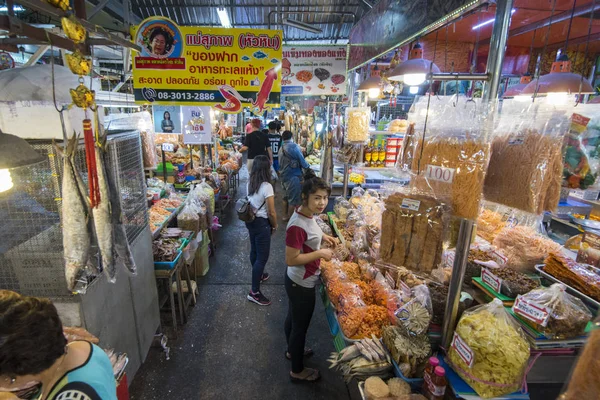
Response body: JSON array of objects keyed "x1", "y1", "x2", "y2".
[{"x1": 534, "y1": 264, "x2": 600, "y2": 311}]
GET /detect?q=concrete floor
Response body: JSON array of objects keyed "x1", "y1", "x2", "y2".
[{"x1": 129, "y1": 167, "x2": 359, "y2": 400}]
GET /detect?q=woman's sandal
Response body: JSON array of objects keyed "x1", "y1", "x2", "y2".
[
  {"x1": 285, "y1": 348, "x2": 314, "y2": 360},
  {"x1": 290, "y1": 368, "x2": 321, "y2": 383}
]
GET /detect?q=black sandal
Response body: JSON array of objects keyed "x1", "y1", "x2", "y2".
[
  {"x1": 285, "y1": 348, "x2": 314, "y2": 360},
  {"x1": 290, "y1": 368, "x2": 320, "y2": 383}
]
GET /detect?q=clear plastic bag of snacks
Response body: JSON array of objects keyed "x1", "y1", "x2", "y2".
[
  {"x1": 394, "y1": 284, "x2": 432, "y2": 335},
  {"x1": 484, "y1": 100, "x2": 569, "y2": 214},
  {"x1": 334, "y1": 197, "x2": 352, "y2": 220},
  {"x1": 409, "y1": 97, "x2": 491, "y2": 220},
  {"x1": 346, "y1": 107, "x2": 370, "y2": 142},
  {"x1": 447, "y1": 299, "x2": 530, "y2": 398},
  {"x1": 513, "y1": 283, "x2": 592, "y2": 339}
]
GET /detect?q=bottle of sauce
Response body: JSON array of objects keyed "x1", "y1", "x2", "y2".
[
  {"x1": 422, "y1": 357, "x2": 440, "y2": 398},
  {"x1": 364, "y1": 140, "x2": 372, "y2": 167},
  {"x1": 427, "y1": 367, "x2": 448, "y2": 400}
]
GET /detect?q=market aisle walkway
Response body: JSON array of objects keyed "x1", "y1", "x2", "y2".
[{"x1": 130, "y1": 168, "x2": 357, "y2": 400}]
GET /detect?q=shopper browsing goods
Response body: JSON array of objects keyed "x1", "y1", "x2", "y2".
[
  {"x1": 284, "y1": 177, "x2": 337, "y2": 383},
  {"x1": 268, "y1": 121, "x2": 283, "y2": 172},
  {"x1": 279, "y1": 130, "x2": 311, "y2": 221}
]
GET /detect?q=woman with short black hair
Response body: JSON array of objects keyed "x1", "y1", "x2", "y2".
[
  {"x1": 245, "y1": 155, "x2": 278, "y2": 306},
  {"x1": 284, "y1": 176, "x2": 337, "y2": 382},
  {"x1": 0, "y1": 290, "x2": 116, "y2": 399}
]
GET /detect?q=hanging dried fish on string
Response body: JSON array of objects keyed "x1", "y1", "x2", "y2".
[{"x1": 56, "y1": 134, "x2": 92, "y2": 291}]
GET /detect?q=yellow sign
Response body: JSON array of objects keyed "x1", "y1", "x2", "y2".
[{"x1": 132, "y1": 17, "x2": 282, "y2": 113}]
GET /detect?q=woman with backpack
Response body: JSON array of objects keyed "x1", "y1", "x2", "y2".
[{"x1": 244, "y1": 155, "x2": 277, "y2": 306}]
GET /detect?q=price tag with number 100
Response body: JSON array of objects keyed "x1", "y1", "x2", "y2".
[
  {"x1": 162, "y1": 143, "x2": 175, "y2": 152},
  {"x1": 426, "y1": 164, "x2": 455, "y2": 183}
]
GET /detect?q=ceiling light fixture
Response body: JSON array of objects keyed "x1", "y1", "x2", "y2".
[
  {"x1": 217, "y1": 8, "x2": 232, "y2": 28},
  {"x1": 0, "y1": 5, "x2": 25, "y2": 12},
  {"x1": 282, "y1": 18, "x2": 323, "y2": 34},
  {"x1": 472, "y1": 9, "x2": 516, "y2": 30},
  {"x1": 0, "y1": 131, "x2": 46, "y2": 194},
  {"x1": 388, "y1": 43, "x2": 440, "y2": 86}
]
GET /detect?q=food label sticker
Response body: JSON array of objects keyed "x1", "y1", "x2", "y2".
[
  {"x1": 384, "y1": 272, "x2": 396, "y2": 289},
  {"x1": 481, "y1": 268, "x2": 503, "y2": 293},
  {"x1": 401, "y1": 198, "x2": 421, "y2": 211},
  {"x1": 452, "y1": 333, "x2": 474, "y2": 368},
  {"x1": 399, "y1": 281, "x2": 411, "y2": 297},
  {"x1": 512, "y1": 295, "x2": 551, "y2": 327},
  {"x1": 162, "y1": 143, "x2": 175, "y2": 152},
  {"x1": 425, "y1": 165, "x2": 455, "y2": 183}
]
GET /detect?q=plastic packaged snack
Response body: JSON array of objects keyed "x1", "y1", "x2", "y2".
[
  {"x1": 563, "y1": 109, "x2": 600, "y2": 190},
  {"x1": 559, "y1": 317, "x2": 600, "y2": 400},
  {"x1": 394, "y1": 284, "x2": 432, "y2": 335},
  {"x1": 380, "y1": 191, "x2": 450, "y2": 273},
  {"x1": 316, "y1": 217, "x2": 333, "y2": 236},
  {"x1": 338, "y1": 304, "x2": 367, "y2": 338},
  {"x1": 334, "y1": 197, "x2": 352, "y2": 220},
  {"x1": 177, "y1": 204, "x2": 200, "y2": 233},
  {"x1": 493, "y1": 225, "x2": 563, "y2": 273},
  {"x1": 327, "y1": 281, "x2": 364, "y2": 309},
  {"x1": 484, "y1": 102, "x2": 568, "y2": 214},
  {"x1": 514, "y1": 283, "x2": 592, "y2": 339},
  {"x1": 346, "y1": 107, "x2": 370, "y2": 142},
  {"x1": 447, "y1": 299, "x2": 530, "y2": 398},
  {"x1": 409, "y1": 97, "x2": 491, "y2": 220}
]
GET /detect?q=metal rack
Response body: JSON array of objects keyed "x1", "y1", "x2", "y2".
[{"x1": 0, "y1": 131, "x2": 148, "y2": 298}]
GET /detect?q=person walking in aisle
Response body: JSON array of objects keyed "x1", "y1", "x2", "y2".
[
  {"x1": 268, "y1": 121, "x2": 283, "y2": 173},
  {"x1": 240, "y1": 119, "x2": 272, "y2": 172},
  {"x1": 279, "y1": 130, "x2": 310, "y2": 221},
  {"x1": 245, "y1": 155, "x2": 278, "y2": 306},
  {"x1": 284, "y1": 177, "x2": 337, "y2": 383}
]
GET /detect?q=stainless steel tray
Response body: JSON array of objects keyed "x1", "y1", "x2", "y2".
[{"x1": 534, "y1": 264, "x2": 600, "y2": 310}]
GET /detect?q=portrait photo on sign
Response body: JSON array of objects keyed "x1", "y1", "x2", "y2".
[
  {"x1": 136, "y1": 18, "x2": 183, "y2": 59},
  {"x1": 153, "y1": 105, "x2": 182, "y2": 134}
]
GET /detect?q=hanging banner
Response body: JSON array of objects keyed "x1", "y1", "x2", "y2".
[
  {"x1": 182, "y1": 106, "x2": 213, "y2": 144},
  {"x1": 281, "y1": 46, "x2": 347, "y2": 96},
  {"x1": 152, "y1": 105, "x2": 182, "y2": 134},
  {"x1": 132, "y1": 17, "x2": 282, "y2": 113}
]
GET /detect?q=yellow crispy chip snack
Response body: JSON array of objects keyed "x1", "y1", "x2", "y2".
[{"x1": 447, "y1": 299, "x2": 530, "y2": 398}]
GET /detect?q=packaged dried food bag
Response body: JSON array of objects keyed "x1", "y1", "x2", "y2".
[
  {"x1": 409, "y1": 97, "x2": 491, "y2": 220},
  {"x1": 447, "y1": 298, "x2": 530, "y2": 398},
  {"x1": 484, "y1": 100, "x2": 569, "y2": 214},
  {"x1": 177, "y1": 204, "x2": 200, "y2": 233},
  {"x1": 346, "y1": 107, "x2": 370, "y2": 143},
  {"x1": 563, "y1": 109, "x2": 600, "y2": 191},
  {"x1": 513, "y1": 283, "x2": 591, "y2": 339},
  {"x1": 394, "y1": 284, "x2": 432, "y2": 335},
  {"x1": 334, "y1": 197, "x2": 352, "y2": 220},
  {"x1": 380, "y1": 190, "x2": 450, "y2": 274},
  {"x1": 338, "y1": 302, "x2": 367, "y2": 338},
  {"x1": 316, "y1": 217, "x2": 333, "y2": 236},
  {"x1": 559, "y1": 316, "x2": 600, "y2": 400},
  {"x1": 327, "y1": 280, "x2": 363, "y2": 309}
]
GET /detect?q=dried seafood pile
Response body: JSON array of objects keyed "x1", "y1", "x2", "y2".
[
  {"x1": 152, "y1": 238, "x2": 181, "y2": 262},
  {"x1": 328, "y1": 337, "x2": 393, "y2": 383}
]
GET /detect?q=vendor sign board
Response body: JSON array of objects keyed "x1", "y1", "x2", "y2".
[
  {"x1": 182, "y1": 106, "x2": 213, "y2": 144},
  {"x1": 281, "y1": 46, "x2": 347, "y2": 96},
  {"x1": 132, "y1": 17, "x2": 282, "y2": 113}
]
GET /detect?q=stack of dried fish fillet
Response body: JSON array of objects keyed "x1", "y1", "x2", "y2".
[
  {"x1": 380, "y1": 192, "x2": 449, "y2": 273},
  {"x1": 484, "y1": 130, "x2": 563, "y2": 214},
  {"x1": 544, "y1": 253, "x2": 600, "y2": 301},
  {"x1": 410, "y1": 137, "x2": 489, "y2": 220}
]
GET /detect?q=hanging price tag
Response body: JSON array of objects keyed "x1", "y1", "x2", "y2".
[
  {"x1": 425, "y1": 164, "x2": 455, "y2": 183},
  {"x1": 162, "y1": 143, "x2": 175, "y2": 152},
  {"x1": 451, "y1": 333, "x2": 474, "y2": 368},
  {"x1": 481, "y1": 268, "x2": 502, "y2": 293},
  {"x1": 512, "y1": 295, "x2": 551, "y2": 327}
]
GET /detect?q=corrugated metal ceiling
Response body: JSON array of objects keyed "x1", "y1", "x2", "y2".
[{"x1": 129, "y1": 0, "x2": 373, "y2": 43}]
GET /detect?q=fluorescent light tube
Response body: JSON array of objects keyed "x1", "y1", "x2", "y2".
[
  {"x1": 0, "y1": 5, "x2": 24, "y2": 12},
  {"x1": 217, "y1": 8, "x2": 231, "y2": 28},
  {"x1": 472, "y1": 9, "x2": 516, "y2": 30},
  {"x1": 282, "y1": 18, "x2": 322, "y2": 34}
]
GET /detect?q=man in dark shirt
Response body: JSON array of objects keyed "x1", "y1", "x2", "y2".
[
  {"x1": 267, "y1": 121, "x2": 283, "y2": 172},
  {"x1": 240, "y1": 118, "x2": 272, "y2": 172}
]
